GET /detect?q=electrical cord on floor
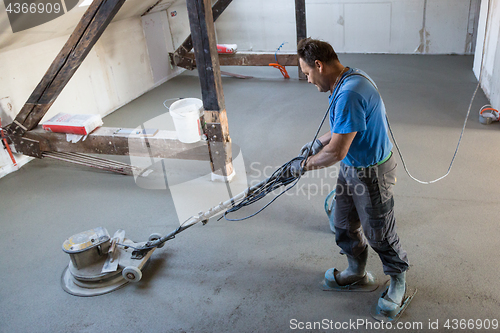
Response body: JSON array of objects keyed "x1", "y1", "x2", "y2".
[
  {"x1": 386, "y1": 82, "x2": 480, "y2": 185},
  {"x1": 387, "y1": 0, "x2": 492, "y2": 185}
]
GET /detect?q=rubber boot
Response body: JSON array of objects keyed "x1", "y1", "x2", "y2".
[
  {"x1": 378, "y1": 271, "x2": 406, "y2": 311},
  {"x1": 334, "y1": 246, "x2": 368, "y2": 286}
]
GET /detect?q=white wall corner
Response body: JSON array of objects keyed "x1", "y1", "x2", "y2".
[
  {"x1": 473, "y1": 0, "x2": 489, "y2": 80},
  {"x1": 473, "y1": 0, "x2": 500, "y2": 109},
  {"x1": 142, "y1": 9, "x2": 184, "y2": 85},
  {"x1": 0, "y1": 97, "x2": 15, "y2": 124}
]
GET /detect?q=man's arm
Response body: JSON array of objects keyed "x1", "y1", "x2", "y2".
[
  {"x1": 317, "y1": 131, "x2": 332, "y2": 147},
  {"x1": 303, "y1": 132, "x2": 356, "y2": 171}
]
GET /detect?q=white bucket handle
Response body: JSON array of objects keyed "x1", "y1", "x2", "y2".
[{"x1": 163, "y1": 97, "x2": 184, "y2": 112}]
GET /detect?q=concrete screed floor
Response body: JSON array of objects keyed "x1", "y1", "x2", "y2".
[{"x1": 1, "y1": 54, "x2": 499, "y2": 333}]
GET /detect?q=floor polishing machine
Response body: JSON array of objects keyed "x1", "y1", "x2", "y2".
[
  {"x1": 61, "y1": 227, "x2": 162, "y2": 296},
  {"x1": 61, "y1": 198, "x2": 238, "y2": 296}
]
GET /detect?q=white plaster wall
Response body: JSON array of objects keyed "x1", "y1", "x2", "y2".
[
  {"x1": 473, "y1": 0, "x2": 500, "y2": 109},
  {"x1": 142, "y1": 10, "x2": 183, "y2": 85},
  {"x1": 167, "y1": 1, "x2": 191, "y2": 50},
  {"x1": 167, "y1": 0, "x2": 297, "y2": 52},
  {"x1": 0, "y1": 97, "x2": 34, "y2": 178},
  {"x1": 306, "y1": 1, "x2": 423, "y2": 54},
  {"x1": 0, "y1": 13, "x2": 182, "y2": 177},
  {"x1": 0, "y1": 17, "x2": 154, "y2": 124},
  {"x1": 166, "y1": 0, "x2": 479, "y2": 55}
]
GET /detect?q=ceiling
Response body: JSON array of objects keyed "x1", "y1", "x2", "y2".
[{"x1": 0, "y1": 0, "x2": 175, "y2": 53}]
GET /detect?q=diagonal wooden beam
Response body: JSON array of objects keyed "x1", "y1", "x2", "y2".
[{"x1": 9, "y1": 0, "x2": 126, "y2": 136}]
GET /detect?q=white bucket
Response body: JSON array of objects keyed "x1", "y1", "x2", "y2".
[{"x1": 169, "y1": 98, "x2": 204, "y2": 143}]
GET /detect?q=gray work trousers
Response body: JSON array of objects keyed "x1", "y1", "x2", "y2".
[{"x1": 334, "y1": 153, "x2": 409, "y2": 275}]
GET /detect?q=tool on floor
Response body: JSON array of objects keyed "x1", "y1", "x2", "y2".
[
  {"x1": 61, "y1": 227, "x2": 160, "y2": 296},
  {"x1": 60, "y1": 161, "x2": 304, "y2": 296},
  {"x1": 479, "y1": 105, "x2": 499, "y2": 125},
  {"x1": 269, "y1": 63, "x2": 290, "y2": 79},
  {"x1": 269, "y1": 41, "x2": 290, "y2": 79}
]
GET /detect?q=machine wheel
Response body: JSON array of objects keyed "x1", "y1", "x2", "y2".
[
  {"x1": 122, "y1": 266, "x2": 142, "y2": 282},
  {"x1": 149, "y1": 233, "x2": 164, "y2": 248}
]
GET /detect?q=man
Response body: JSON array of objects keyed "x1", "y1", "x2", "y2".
[{"x1": 295, "y1": 38, "x2": 410, "y2": 319}]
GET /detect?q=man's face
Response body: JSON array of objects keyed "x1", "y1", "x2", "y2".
[{"x1": 299, "y1": 58, "x2": 328, "y2": 93}]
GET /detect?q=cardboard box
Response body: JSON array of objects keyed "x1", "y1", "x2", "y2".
[{"x1": 42, "y1": 113, "x2": 103, "y2": 135}]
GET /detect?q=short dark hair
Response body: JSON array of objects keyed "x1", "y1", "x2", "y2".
[{"x1": 297, "y1": 38, "x2": 338, "y2": 67}]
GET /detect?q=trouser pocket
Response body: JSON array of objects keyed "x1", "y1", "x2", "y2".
[
  {"x1": 380, "y1": 163, "x2": 397, "y2": 203},
  {"x1": 357, "y1": 171, "x2": 394, "y2": 217}
]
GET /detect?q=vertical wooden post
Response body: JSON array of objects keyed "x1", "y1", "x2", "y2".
[
  {"x1": 295, "y1": 0, "x2": 307, "y2": 80},
  {"x1": 186, "y1": 0, "x2": 233, "y2": 178}
]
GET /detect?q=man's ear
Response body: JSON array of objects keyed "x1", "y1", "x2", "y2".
[{"x1": 315, "y1": 60, "x2": 323, "y2": 72}]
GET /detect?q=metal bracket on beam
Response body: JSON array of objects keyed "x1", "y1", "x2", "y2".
[
  {"x1": 6, "y1": 121, "x2": 28, "y2": 138},
  {"x1": 204, "y1": 122, "x2": 231, "y2": 176},
  {"x1": 205, "y1": 122, "x2": 223, "y2": 142},
  {"x1": 10, "y1": 136, "x2": 42, "y2": 158},
  {"x1": 169, "y1": 53, "x2": 196, "y2": 70}
]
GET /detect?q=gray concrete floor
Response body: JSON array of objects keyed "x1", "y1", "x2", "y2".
[{"x1": 1, "y1": 55, "x2": 499, "y2": 333}]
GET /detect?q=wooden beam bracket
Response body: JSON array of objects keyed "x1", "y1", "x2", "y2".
[
  {"x1": 6, "y1": 120, "x2": 28, "y2": 137},
  {"x1": 10, "y1": 136, "x2": 43, "y2": 158},
  {"x1": 169, "y1": 53, "x2": 196, "y2": 70}
]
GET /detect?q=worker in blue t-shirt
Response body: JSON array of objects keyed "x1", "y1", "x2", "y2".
[{"x1": 295, "y1": 38, "x2": 410, "y2": 320}]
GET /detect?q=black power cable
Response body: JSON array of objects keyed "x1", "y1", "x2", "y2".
[{"x1": 221, "y1": 156, "x2": 305, "y2": 221}]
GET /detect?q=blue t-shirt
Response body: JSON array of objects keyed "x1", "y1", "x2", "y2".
[{"x1": 329, "y1": 68, "x2": 393, "y2": 168}]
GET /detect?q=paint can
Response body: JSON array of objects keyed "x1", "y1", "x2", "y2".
[{"x1": 169, "y1": 98, "x2": 203, "y2": 143}]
